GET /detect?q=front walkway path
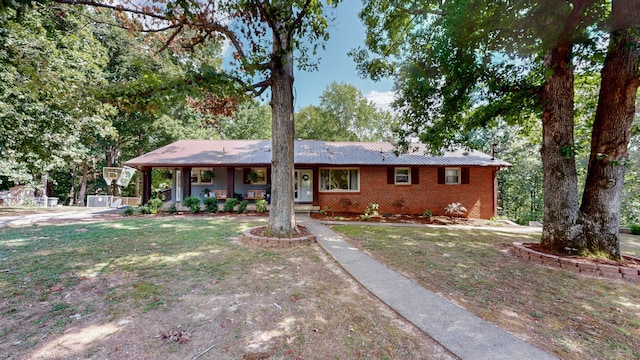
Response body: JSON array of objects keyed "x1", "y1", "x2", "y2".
[{"x1": 298, "y1": 215, "x2": 557, "y2": 360}]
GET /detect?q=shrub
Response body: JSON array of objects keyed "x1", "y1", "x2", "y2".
[
  {"x1": 223, "y1": 198, "x2": 238, "y2": 212},
  {"x1": 204, "y1": 197, "x2": 218, "y2": 213},
  {"x1": 123, "y1": 207, "x2": 135, "y2": 216},
  {"x1": 237, "y1": 200, "x2": 249, "y2": 214},
  {"x1": 392, "y1": 198, "x2": 406, "y2": 212},
  {"x1": 139, "y1": 205, "x2": 151, "y2": 214},
  {"x1": 147, "y1": 198, "x2": 163, "y2": 214},
  {"x1": 339, "y1": 197, "x2": 354, "y2": 212},
  {"x1": 631, "y1": 224, "x2": 640, "y2": 235},
  {"x1": 361, "y1": 203, "x2": 379, "y2": 220},
  {"x1": 319, "y1": 206, "x2": 329, "y2": 215},
  {"x1": 445, "y1": 202, "x2": 467, "y2": 217},
  {"x1": 167, "y1": 203, "x2": 177, "y2": 214},
  {"x1": 423, "y1": 209, "x2": 432, "y2": 219},
  {"x1": 255, "y1": 199, "x2": 268, "y2": 213},
  {"x1": 183, "y1": 196, "x2": 201, "y2": 214}
]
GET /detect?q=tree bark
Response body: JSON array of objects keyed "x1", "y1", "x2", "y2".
[
  {"x1": 577, "y1": 0, "x2": 640, "y2": 259},
  {"x1": 267, "y1": 24, "x2": 297, "y2": 237},
  {"x1": 539, "y1": 43, "x2": 581, "y2": 253},
  {"x1": 67, "y1": 169, "x2": 75, "y2": 206},
  {"x1": 77, "y1": 162, "x2": 89, "y2": 207}
]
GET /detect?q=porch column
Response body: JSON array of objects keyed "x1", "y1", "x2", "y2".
[
  {"x1": 311, "y1": 166, "x2": 319, "y2": 206},
  {"x1": 226, "y1": 167, "x2": 234, "y2": 198},
  {"x1": 141, "y1": 167, "x2": 152, "y2": 205},
  {"x1": 182, "y1": 167, "x2": 192, "y2": 199}
]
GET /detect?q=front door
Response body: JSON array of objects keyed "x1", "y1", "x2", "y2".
[{"x1": 294, "y1": 170, "x2": 313, "y2": 203}]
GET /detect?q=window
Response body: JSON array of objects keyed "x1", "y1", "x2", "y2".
[
  {"x1": 320, "y1": 168, "x2": 359, "y2": 191},
  {"x1": 249, "y1": 168, "x2": 267, "y2": 184},
  {"x1": 191, "y1": 168, "x2": 214, "y2": 184},
  {"x1": 445, "y1": 167, "x2": 460, "y2": 184},
  {"x1": 395, "y1": 168, "x2": 410, "y2": 184}
]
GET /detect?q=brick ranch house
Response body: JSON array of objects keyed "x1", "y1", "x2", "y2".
[{"x1": 124, "y1": 139, "x2": 510, "y2": 219}]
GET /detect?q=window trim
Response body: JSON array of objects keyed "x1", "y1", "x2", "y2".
[
  {"x1": 191, "y1": 168, "x2": 214, "y2": 185},
  {"x1": 319, "y1": 168, "x2": 360, "y2": 192},
  {"x1": 445, "y1": 167, "x2": 461, "y2": 185},
  {"x1": 394, "y1": 167, "x2": 411, "y2": 185}
]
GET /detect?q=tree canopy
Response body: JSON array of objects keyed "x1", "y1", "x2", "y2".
[
  {"x1": 296, "y1": 82, "x2": 396, "y2": 141},
  {"x1": 355, "y1": 0, "x2": 640, "y2": 258}
]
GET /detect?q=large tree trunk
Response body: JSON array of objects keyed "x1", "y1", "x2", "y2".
[
  {"x1": 267, "y1": 35, "x2": 296, "y2": 237},
  {"x1": 577, "y1": 0, "x2": 640, "y2": 259},
  {"x1": 539, "y1": 43, "x2": 581, "y2": 253},
  {"x1": 77, "y1": 162, "x2": 89, "y2": 207}
]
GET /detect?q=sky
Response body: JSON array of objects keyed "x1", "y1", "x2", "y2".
[{"x1": 291, "y1": 2, "x2": 395, "y2": 111}]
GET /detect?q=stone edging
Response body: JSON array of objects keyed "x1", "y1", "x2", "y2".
[
  {"x1": 242, "y1": 227, "x2": 316, "y2": 248},
  {"x1": 513, "y1": 242, "x2": 640, "y2": 282}
]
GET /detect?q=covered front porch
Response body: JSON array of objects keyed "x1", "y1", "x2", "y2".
[{"x1": 137, "y1": 166, "x2": 318, "y2": 207}]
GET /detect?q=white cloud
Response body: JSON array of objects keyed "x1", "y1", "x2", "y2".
[{"x1": 366, "y1": 90, "x2": 396, "y2": 112}]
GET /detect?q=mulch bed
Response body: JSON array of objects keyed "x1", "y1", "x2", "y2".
[
  {"x1": 523, "y1": 242, "x2": 640, "y2": 269},
  {"x1": 249, "y1": 225, "x2": 312, "y2": 238},
  {"x1": 310, "y1": 212, "x2": 465, "y2": 225}
]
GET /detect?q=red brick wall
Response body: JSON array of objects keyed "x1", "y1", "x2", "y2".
[{"x1": 316, "y1": 166, "x2": 499, "y2": 219}]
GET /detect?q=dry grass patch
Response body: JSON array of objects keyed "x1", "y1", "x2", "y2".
[
  {"x1": 0, "y1": 217, "x2": 452, "y2": 359},
  {"x1": 334, "y1": 225, "x2": 640, "y2": 360}
]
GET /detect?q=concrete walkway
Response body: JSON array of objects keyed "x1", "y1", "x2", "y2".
[{"x1": 298, "y1": 215, "x2": 557, "y2": 360}]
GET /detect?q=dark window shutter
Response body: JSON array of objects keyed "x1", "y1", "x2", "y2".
[
  {"x1": 461, "y1": 167, "x2": 470, "y2": 184},
  {"x1": 387, "y1": 167, "x2": 395, "y2": 184},
  {"x1": 437, "y1": 167, "x2": 445, "y2": 184},
  {"x1": 266, "y1": 167, "x2": 271, "y2": 184},
  {"x1": 243, "y1": 168, "x2": 251, "y2": 184},
  {"x1": 411, "y1": 167, "x2": 419, "y2": 184}
]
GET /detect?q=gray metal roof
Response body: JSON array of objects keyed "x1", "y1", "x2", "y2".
[{"x1": 124, "y1": 139, "x2": 511, "y2": 167}]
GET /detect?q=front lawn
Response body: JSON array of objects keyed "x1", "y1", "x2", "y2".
[
  {"x1": 0, "y1": 217, "x2": 451, "y2": 359},
  {"x1": 333, "y1": 225, "x2": 640, "y2": 360}
]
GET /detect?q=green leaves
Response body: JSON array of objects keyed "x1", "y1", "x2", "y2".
[{"x1": 295, "y1": 82, "x2": 396, "y2": 142}]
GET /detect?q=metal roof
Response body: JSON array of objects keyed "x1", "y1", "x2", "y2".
[{"x1": 124, "y1": 139, "x2": 511, "y2": 167}]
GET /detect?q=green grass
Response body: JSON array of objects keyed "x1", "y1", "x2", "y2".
[
  {"x1": 1, "y1": 217, "x2": 446, "y2": 359},
  {"x1": 0, "y1": 217, "x2": 260, "y2": 332},
  {"x1": 334, "y1": 225, "x2": 640, "y2": 360}
]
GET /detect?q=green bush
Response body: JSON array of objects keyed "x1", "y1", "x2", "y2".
[
  {"x1": 223, "y1": 198, "x2": 238, "y2": 212},
  {"x1": 361, "y1": 203, "x2": 379, "y2": 220},
  {"x1": 237, "y1": 200, "x2": 249, "y2": 214},
  {"x1": 631, "y1": 224, "x2": 640, "y2": 235},
  {"x1": 183, "y1": 196, "x2": 201, "y2": 214},
  {"x1": 167, "y1": 203, "x2": 177, "y2": 214},
  {"x1": 123, "y1": 207, "x2": 135, "y2": 216},
  {"x1": 255, "y1": 199, "x2": 268, "y2": 213},
  {"x1": 423, "y1": 209, "x2": 432, "y2": 219},
  {"x1": 204, "y1": 197, "x2": 218, "y2": 213},
  {"x1": 147, "y1": 198, "x2": 163, "y2": 214},
  {"x1": 139, "y1": 205, "x2": 151, "y2": 214}
]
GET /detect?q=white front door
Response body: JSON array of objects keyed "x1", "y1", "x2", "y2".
[{"x1": 294, "y1": 170, "x2": 313, "y2": 203}]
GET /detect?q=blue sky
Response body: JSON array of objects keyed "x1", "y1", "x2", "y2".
[{"x1": 292, "y1": 2, "x2": 395, "y2": 111}]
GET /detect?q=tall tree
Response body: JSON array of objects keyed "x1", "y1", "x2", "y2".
[
  {"x1": 355, "y1": 0, "x2": 638, "y2": 258},
  {"x1": 218, "y1": 101, "x2": 272, "y2": 140},
  {"x1": 577, "y1": 0, "x2": 640, "y2": 257},
  {"x1": 296, "y1": 82, "x2": 396, "y2": 141},
  {"x1": 0, "y1": 4, "x2": 113, "y2": 192},
  {"x1": 55, "y1": 0, "x2": 339, "y2": 237}
]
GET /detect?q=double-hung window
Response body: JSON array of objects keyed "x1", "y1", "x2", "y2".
[
  {"x1": 320, "y1": 168, "x2": 359, "y2": 191},
  {"x1": 395, "y1": 168, "x2": 411, "y2": 184},
  {"x1": 445, "y1": 167, "x2": 461, "y2": 185}
]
